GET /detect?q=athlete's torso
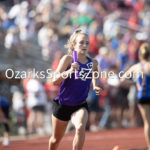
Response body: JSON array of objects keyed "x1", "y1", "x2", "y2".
[{"x1": 55, "y1": 57, "x2": 93, "y2": 106}]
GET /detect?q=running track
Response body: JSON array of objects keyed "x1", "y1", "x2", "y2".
[{"x1": 0, "y1": 128, "x2": 147, "y2": 150}]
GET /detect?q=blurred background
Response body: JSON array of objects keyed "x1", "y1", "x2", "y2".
[{"x1": 0, "y1": 0, "x2": 150, "y2": 137}]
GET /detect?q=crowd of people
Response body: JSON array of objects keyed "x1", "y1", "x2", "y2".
[{"x1": 0, "y1": 0, "x2": 150, "y2": 148}]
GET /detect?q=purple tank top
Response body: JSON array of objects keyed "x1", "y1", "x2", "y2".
[{"x1": 54, "y1": 57, "x2": 93, "y2": 106}]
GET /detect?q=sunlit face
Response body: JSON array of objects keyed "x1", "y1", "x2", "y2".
[{"x1": 74, "y1": 34, "x2": 89, "y2": 55}]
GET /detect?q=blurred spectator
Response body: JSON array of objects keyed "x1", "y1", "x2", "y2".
[
  {"x1": 0, "y1": 96, "x2": 10, "y2": 146},
  {"x1": 38, "y1": 23, "x2": 54, "y2": 61},
  {"x1": 128, "y1": 38, "x2": 140, "y2": 64},
  {"x1": 4, "y1": 27, "x2": 19, "y2": 51},
  {"x1": 11, "y1": 85, "x2": 26, "y2": 135},
  {"x1": 103, "y1": 11, "x2": 121, "y2": 39},
  {"x1": 77, "y1": 0, "x2": 95, "y2": 17},
  {"x1": 87, "y1": 88, "x2": 101, "y2": 132},
  {"x1": 117, "y1": 43, "x2": 129, "y2": 71},
  {"x1": 88, "y1": 21, "x2": 100, "y2": 56},
  {"x1": 106, "y1": 65, "x2": 120, "y2": 128},
  {"x1": 98, "y1": 73, "x2": 111, "y2": 129},
  {"x1": 26, "y1": 78, "x2": 47, "y2": 135},
  {"x1": 95, "y1": 46, "x2": 110, "y2": 71}
]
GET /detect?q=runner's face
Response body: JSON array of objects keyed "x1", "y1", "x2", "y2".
[{"x1": 74, "y1": 34, "x2": 89, "y2": 55}]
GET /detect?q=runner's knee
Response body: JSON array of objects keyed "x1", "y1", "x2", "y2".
[
  {"x1": 49, "y1": 136, "x2": 61, "y2": 145},
  {"x1": 75, "y1": 124, "x2": 85, "y2": 135}
]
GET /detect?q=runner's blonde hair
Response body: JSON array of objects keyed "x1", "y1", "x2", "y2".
[
  {"x1": 139, "y1": 43, "x2": 150, "y2": 60},
  {"x1": 65, "y1": 28, "x2": 88, "y2": 55}
]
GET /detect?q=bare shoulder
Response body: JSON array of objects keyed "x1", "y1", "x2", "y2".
[
  {"x1": 133, "y1": 63, "x2": 139, "y2": 68},
  {"x1": 60, "y1": 54, "x2": 73, "y2": 65},
  {"x1": 55, "y1": 54, "x2": 73, "y2": 73},
  {"x1": 129, "y1": 63, "x2": 140, "y2": 72}
]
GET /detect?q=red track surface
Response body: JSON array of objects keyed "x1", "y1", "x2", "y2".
[{"x1": 0, "y1": 128, "x2": 147, "y2": 150}]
